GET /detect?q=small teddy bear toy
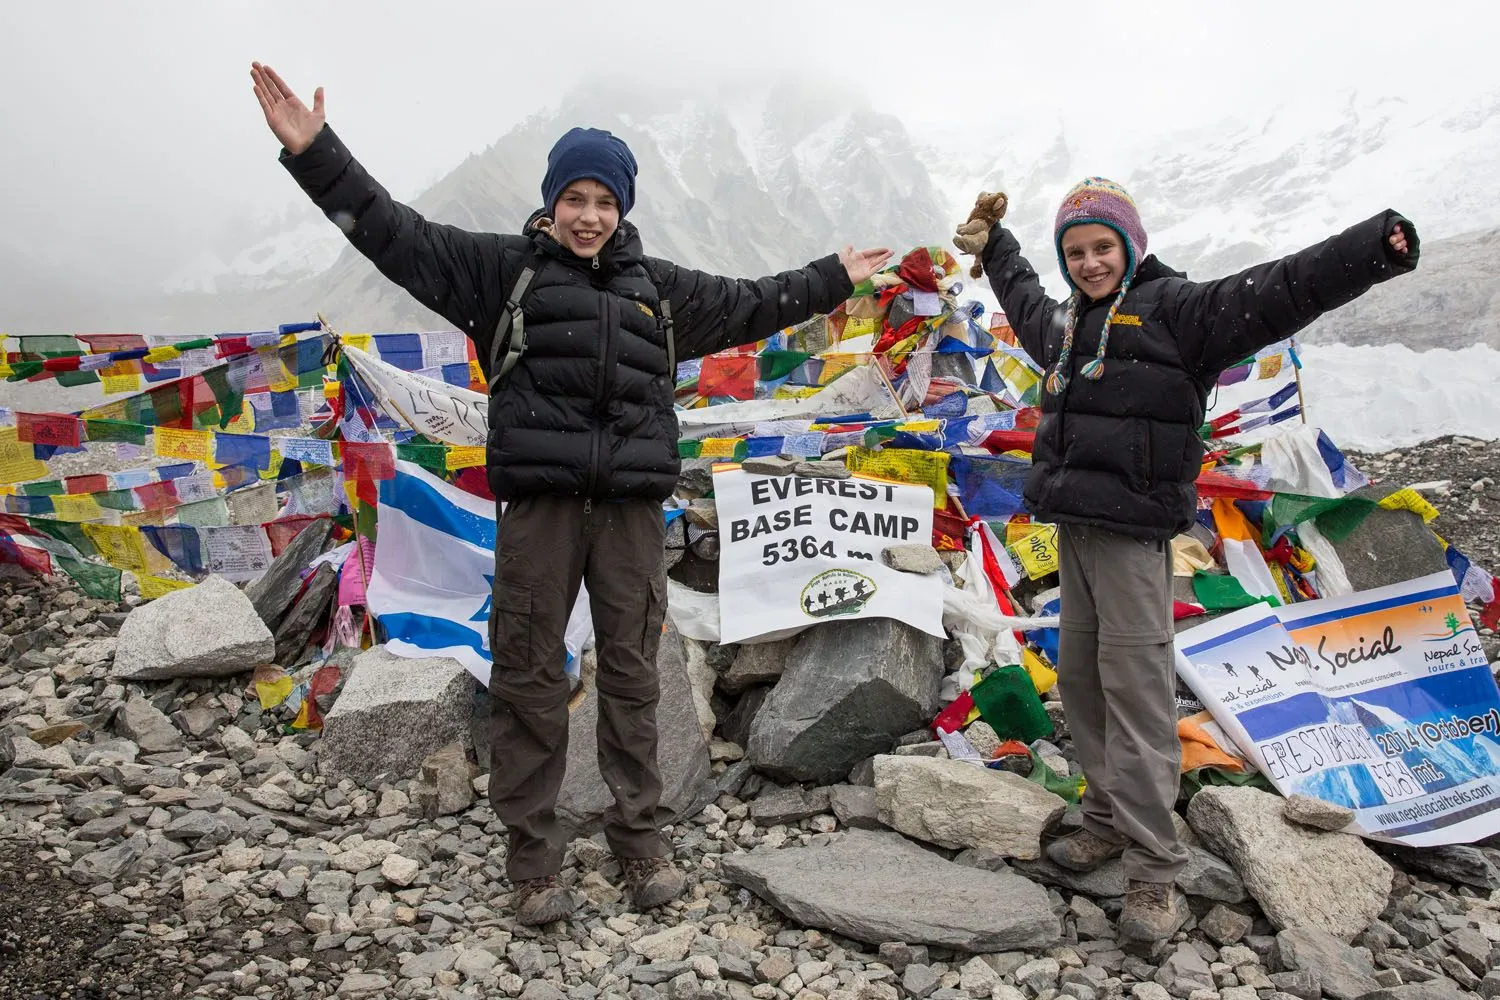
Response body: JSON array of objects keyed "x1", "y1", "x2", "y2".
[{"x1": 952, "y1": 191, "x2": 1009, "y2": 279}]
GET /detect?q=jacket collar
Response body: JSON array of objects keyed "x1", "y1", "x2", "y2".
[{"x1": 524, "y1": 208, "x2": 644, "y2": 279}]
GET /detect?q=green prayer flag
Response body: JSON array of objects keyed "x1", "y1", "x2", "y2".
[
  {"x1": 758, "y1": 350, "x2": 812, "y2": 382},
  {"x1": 30, "y1": 518, "x2": 97, "y2": 558},
  {"x1": 677, "y1": 439, "x2": 702, "y2": 459},
  {"x1": 95, "y1": 489, "x2": 140, "y2": 512},
  {"x1": 5, "y1": 361, "x2": 44, "y2": 381},
  {"x1": 54, "y1": 553, "x2": 121, "y2": 602},
  {"x1": 395, "y1": 442, "x2": 448, "y2": 477},
  {"x1": 21, "y1": 480, "x2": 65, "y2": 497},
  {"x1": 199, "y1": 365, "x2": 243, "y2": 429},
  {"x1": 85, "y1": 419, "x2": 149, "y2": 445},
  {"x1": 1192, "y1": 570, "x2": 1279, "y2": 611},
  {"x1": 54, "y1": 369, "x2": 101, "y2": 388}
]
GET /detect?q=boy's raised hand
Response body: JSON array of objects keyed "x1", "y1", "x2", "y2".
[
  {"x1": 251, "y1": 62, "x2": 325, "y2": 155},
  {"x1": 839, "y1": 246, "x2": 894, "y2": 285},
  {"x1": 1389, "y1": 223, "x2": 1410, "y2": 256}
]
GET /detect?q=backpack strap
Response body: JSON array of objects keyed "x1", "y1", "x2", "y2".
[
  {"x1": 487, "y1": 251, "x2": 546, "y2": 396},
  {"x1": 660, "y1": 297, "x2": 676, "y2": 380}
]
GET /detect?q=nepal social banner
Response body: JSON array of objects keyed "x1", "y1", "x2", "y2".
[
  {"x1": 1175, "y1": 571, "x2": 1500, "y2": 847},
  {"x1": 712, "y1": 465, "x2": 945, "y2": 645}
]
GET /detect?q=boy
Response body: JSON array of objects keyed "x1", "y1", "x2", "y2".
[
  {"x1": 955, "y1": 177, "x2": 1416, "y2": 941},
  {"x1": 251, "y1": 62, "x2": 890, "y2": 925}
]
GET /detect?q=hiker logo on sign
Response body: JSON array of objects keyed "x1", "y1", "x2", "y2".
[{"x1": 800, "y1": 569, "x2": 876, "y2": 620}]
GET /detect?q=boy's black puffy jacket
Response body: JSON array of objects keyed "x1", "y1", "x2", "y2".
[
  {"x1": 281, "y1": 126, "x2": 853, "y2": 502},
  {"x1": 982, "y1": 211, "x2": 1418, "y2": 540}
]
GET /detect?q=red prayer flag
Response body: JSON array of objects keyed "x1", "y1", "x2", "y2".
[
  {"x1": 698, "y1": 354, "x2": 757, "y2": 400},
  {"x1": 897, "y1": 247, "x2": 940, "y2": 292},
  {"x1": 0, "y1": 537, "x2": 53, "y2": 576},
  {"x1": 16, "y1": 411, "x2": 83, "y2": 447},
  {"x1": 65, "y1": 474, "x2": 110, "y2": 495},
  {"x1": 264, "y1": 514, "x2": 326, "y2": 557},
  {"x1": 77, "y1": 334, "x2": 149, "y2": 353},
  {"x1": 41, "y1": 355, "x2": 84, "y2": 372},
  {"x1": 342, "y1": 441, "x2": 396, "y2": 481},
  {"x1": 1480, "y1": 582, "x2": 1500, "y2": 632},
  {"x1": 133, "y1": 480, "x2": 179, "y2": 511}
]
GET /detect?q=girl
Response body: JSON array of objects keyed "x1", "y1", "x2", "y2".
[{"x1": 955, "y1": 177, "x2": 1416, "y2": 940}]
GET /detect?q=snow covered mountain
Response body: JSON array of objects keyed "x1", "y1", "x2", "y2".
[{"x1": 14, "y1": 80, "x2": 1500, "y2": 346}]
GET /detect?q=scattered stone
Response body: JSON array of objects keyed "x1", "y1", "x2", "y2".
[
  {"x1": 337, "y1": 972, "x2": 391, "y2": 997},
  {"x1": 556, "y1": 620, "x2": 713, "y2": 836},
  {"x1": 244, "y1": 519, "x2": 333, "y2": 629},
  {"x1": 7, "y1": 735, "x2": 74, "y2": 770},
  {"x1": 829, "y1": 784, "x2": 883, "y2": 829},
  {"x1": 874, "y1": 755, "x2": 1063, "y2": 860},
  {"x1": 115, "y1": 695, "x2": 184, "y2": 753},
  {"x1": 1327, "y1": 491, "x2": 1451, "y2": 592},
  {"x1": 321, "y1": 646, "x2": 474, "y2": 786},
  {"x1": 794, "y1": 461, "x2": 851, "y2": 480},
  {"x1": 411, "y1": 741, "x2": 476, "y2": 818},
  {"x1": 750, "y1": 785, "x2": 831, "y2": 826},
  {"x1": 1176, "y1": 844, "x2": 1249, "y2": 903},
  {"x1": 742, "y1": 456, "x2": 796, "y2": 476},
  {"x1": 1358, "y1": 982, "x2": 1475, "y2": 1000},
  {"x1": 1069, "y1": 895, "x2": 1115, "y2": 940},
  {"x1": 881, "y1": 545, "x2": 943, "y2": 575},
  {"x1": 720, "y1": 638, "x2": 795, "y2": 695},
  {"x1": 631, "y1": 924, "x2": 699, "y2": 963},
  {"x1": 381, "y1": 853, "x2": 420, "y2": 887},
  {"x1": 1187, "y1": 785, "x2": 1392, "y2": 941},
  {"x1": 218, "y1": 724, "x2": 257, "y2": 764},
  {"x1": 27, "y1": 721, "x2": 88, "y2": 747},
  {"x1": 721, "y1": 829, "x2": 1060, "y2": 952},
  {"x1": 1281, "y1": 794, "x2": 1355, "y2": 832},
  {"x1": 112, "y1": 575, "x2": 274, "y2": 679},
  {"x1": 272, "y1": 562, "x2": 339, "y2": 665},
  {"x1": 1155, "y1": 943, "x2": 1214, "y2": 998},
  {"x1": 903, "y1": 964, "x2": 939, "y2": 999},
  {"x1": 748, "y1": 619, "x2": 944, "y2": 784},
  {"x1": 1199, "y1": 904, "x2": 1254, "y2": 945},
  {"x1": 1381, "y1": 843, "x2": 1500, "y2": 890},
  {"x1": 1275, "y1": 927, "x2": 1380, "y2": 1000}
]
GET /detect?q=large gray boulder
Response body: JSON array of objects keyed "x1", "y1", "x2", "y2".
[
  {"x1": 321, "y1": 647, "x2": 474, "y2": 787},
  {"x1": 1327, "y1": 486, "x2": 1449, "y2": 592},
  {"x1": 1187, "y1": 785, "x2": 1392, "y2": 941},
  {"x1": 874, "y1": 755, "x2": 1064, "y2": 860},
  {"x1": 748, "y1": 619, "x2": 944, "y2": 784},
  {"x1": 112, "y1": 575, "x2": 273, "y2": 680},
  {"x1": 721, "y1": 829, "x2": 1060, "y2": 952},
  {"x1": 556, "y1": 620, "x2": 714, "y2": 837}
]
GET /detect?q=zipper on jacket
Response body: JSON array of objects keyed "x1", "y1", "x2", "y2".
[
  {"x1": 591, "y1": 255, "x2": 600, "y2": 270},
  {"x1": 585, "y1": 289, "x2": 618, "y2": 500}
]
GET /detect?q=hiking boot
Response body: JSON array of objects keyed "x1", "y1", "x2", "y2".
[
  {"x1": 1119, "y1": 879, "x2": 1186, "y2": 942},
  {"x1": 512, "y1": 875, "x2": 579, "y2": 926},
  {"x1": 1045, "y1": 829, "x2": 1126, "y2": 872},
  {"x1": 621, "y1": 856, "x2": 685, "y2": 910}
]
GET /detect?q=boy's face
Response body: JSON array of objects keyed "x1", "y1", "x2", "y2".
[
  {"x1": 551, "y1": 179, "x2": 620, "y2": 258},
  {"x1": 1061, "y1": 223, "x2": 1128, "y2": 299}
]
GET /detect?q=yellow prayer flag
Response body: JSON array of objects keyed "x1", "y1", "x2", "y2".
[
  {"x1": 0, "y1": 426, "x2": 49, "y2": 484},
  {"x1": 698, "y1": 438, "x2": 742, "y2": 459},
  {"x1": 1007, "y1": 523, "x2": 1059, "y2": 580},
  {"x1": 323, "y1": 381, "x2": 341, "y2": 400},
  {"x1": 445, "y1": 446, "x2": 487, "y2": 470},
  {"x1": 137, "y1": 574, "x2": 192, "y2": 600},
  {"x1": 1022, "y1": 646, "x2": 1058, "y2": 695},
  {"x1": 101, "y1": 363, "x2": 141, "y2": 395},
  {"x1": 844, "y1": 447, "x2": 950, "y2": 509},
  {"x1": 49, "y1": 493, "x2": 108, "y2": 522},
  {"x1": 1378, "y1": 487, "x2": 1440, "y2": 524},
  {"x1": 999, "y1": 355, "x2": 1040, "y2": 394},
  {"x1": 897, "y1": 419, "x2": 941, "y2": 434},
  {"x1": 266, "y1": 357, "x2": 298, "y2": 393},
  {"x1": 255, "y1": 675, "x2": 296, "y2": 710},
  {"x1": 468, "y1": 359, "x2": 485, "y2": 387},
  {"x1": 774, "y1": 385, "x2": 823, "y2": 400},
  {"x1": 1256, "y1": 354, "x2": 1284, "y2": 380},
  {"x1": 154, "y1": 426, "x2": 212, "y2": 462},
  {"x1": 842, "y1": 316, "x2": 879, "y2": 339},
  {"x1": 343, "y1": 333, "x2": 373, "y2": 353},
  {"x1": 82, "y1": 524, "x2": 151, "y2": 573},
  {"x1": 143, "y1": 346, "x2": 180, "y2": 364}
]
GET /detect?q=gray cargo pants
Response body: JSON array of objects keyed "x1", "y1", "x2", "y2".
[
  {"x1": 1056, "y1": 523, "x2": 1190, "y2": 883},
  {"x1": 487, "y1": 495, "x2": 670, "y2": 881}
]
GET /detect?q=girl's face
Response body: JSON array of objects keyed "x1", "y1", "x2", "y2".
[
  {"x1": 550, "y1": 179, "x2": 620, "y2": 258},
  {"x1": 1061, "y1": 223, "x2": 1128, "y2": 299}
]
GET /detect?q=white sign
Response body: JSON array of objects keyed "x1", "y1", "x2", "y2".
[
  {"x1": 1175, "y1": 571, "x2": 1500, "y2": 847},
  {"x1": 713, "y1": 466, "x2": 945, "y2": 644}
]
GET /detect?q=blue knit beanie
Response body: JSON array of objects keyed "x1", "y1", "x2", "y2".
[{"x1": 541, "y1": 127, "x2": 638, "y2": 218}]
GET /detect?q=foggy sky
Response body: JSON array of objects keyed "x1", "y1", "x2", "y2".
[{"x1": 2, "y1": 0, "x2": 1496, "y2": 296}]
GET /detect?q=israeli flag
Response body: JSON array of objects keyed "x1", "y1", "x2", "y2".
[{"x1": 366, "y1": 461, "x2": 591, "y2": 684}]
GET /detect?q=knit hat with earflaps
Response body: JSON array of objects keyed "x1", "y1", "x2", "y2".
[{"x1": 1046, "y1": 177, "x2": 1148, "y2": 395}]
